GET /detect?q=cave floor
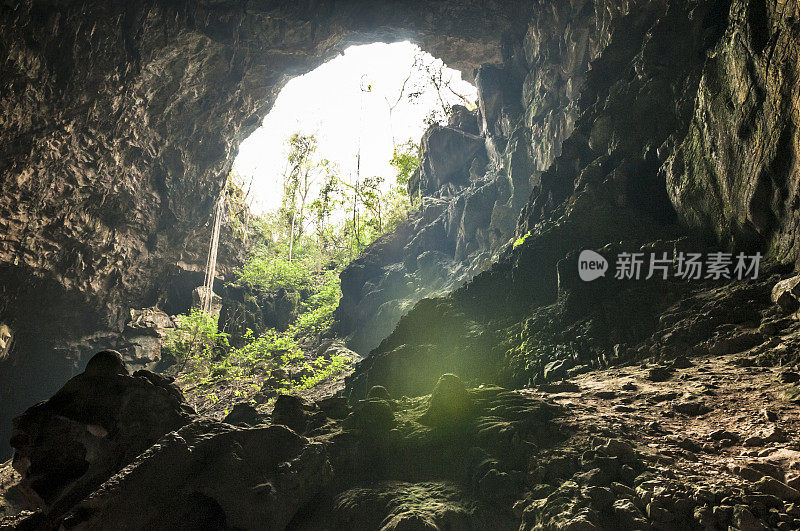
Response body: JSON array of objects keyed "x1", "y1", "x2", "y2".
[
  {"x1": 3, "y1": 320, "x2": 800, "y2": 529},
  {"x1": 514, "y1": 327, "x2": 800, "y2": 528},
  {"x1": 540, "y1": 350, "x2": 800, "y2": 480}
]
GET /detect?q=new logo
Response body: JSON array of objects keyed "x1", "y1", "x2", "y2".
[{"x1": 578, "y1": 250, "x2": 608, "y2": 282}]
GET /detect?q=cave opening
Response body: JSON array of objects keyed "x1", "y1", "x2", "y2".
[
  {"x1": 169, "y1": 41, "x2": 485, "y2": 418},
  {"x1": 230, "y1": 41, "x2": 477, "y2": 215}
]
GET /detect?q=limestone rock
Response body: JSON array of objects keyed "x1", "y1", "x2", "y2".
[
  {"x1": 218, "y1": 285, "x2": 300, "y2": 347},
  {"x1": 419, "y1": 374, "x2": 474, "y2": 427},
  {"x1": 10, "y1": 351, "x2": 193, "y2": 514},
  {"x1": 772, "y1": 276, "x2": 800, "y2": 314},
  {"x1": 754, "y1": 477, "x2": 800, "y2": 502},
  {"x1": 119, "y1": 307, "x2": 175, "y2": 371},
  {"x1": 343, "y1": 399, "x2": 395, "y2": 433},
  {"x1": 412, "y1": 125, "x2": 486, "y2": 197},
  {"x1": 191, "y1": 286, "x2": 222, "y2": 316},
  {"x1": 271, "y1": 395, "x2": 320, "y2": 435},
  {"x1": 62, "y1": 422, "x2": 332, "y2": 530},
  {"x1": 222, "y1": 403, "x2": 263, "y2": 427}
]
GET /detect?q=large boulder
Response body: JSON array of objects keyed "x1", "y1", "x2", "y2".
[
  {"x1": 118, "y1": 307, "x2": 176, "y2": 371},
  {"x1": 411, "y1": 125, "x2": 487, "y2": 197},
  {"x1": 447, "y1": 104, "x2": 480, "y2": 136},
  {"x1": 9, "y1": 350, "x2": 193, "y2": 515},
  {"x1": 218, "y1": 285, "x2": 300, "y2": 347},
  {"x1": 61, "y1": 421, "x2": 332, "y2": 530},
  {"x1": 419, "y1": 373, "x2": 474, "y2": 428},
  {"x1": 771, "y1": 275, "x2": 800, "y2": 314}
]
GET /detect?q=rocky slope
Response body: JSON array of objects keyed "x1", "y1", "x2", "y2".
[
  {"x1": 347, "y1": 0, "x2": 800, "y2": 397},
  {"x1": 4, "y1": 283, "x2": 800, "y2": 529}
]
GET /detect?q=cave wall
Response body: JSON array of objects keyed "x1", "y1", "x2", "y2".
[
  {"x1": 0, "y1": 0, "x2": 521, "y2": 454},
  {"x1": 664, "y1": 0, "x2": 800, "y2": 261},
  {"x1": 347, "y1": 0, "x2": 800, "y2": 397},
  {"x1": 0, "y1": 0, "x2": 798, "y2": 450},
  {"x1": 336, "y1": 0, "x2": 650, "y2": 353}
]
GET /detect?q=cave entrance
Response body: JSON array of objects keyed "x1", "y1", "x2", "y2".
[
  {"x1": 175, "y1": 41, "x2": 479, "y2": 416},
  {"x1": 230, "y1": 41, "x2": 477, "y2": 215}
]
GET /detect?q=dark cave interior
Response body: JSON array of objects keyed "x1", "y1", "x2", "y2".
[{"x1": 1, "y1": 0, "x2": 800, "y2": 529}]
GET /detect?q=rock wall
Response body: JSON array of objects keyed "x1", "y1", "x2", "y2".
[
  {"x1": 0, "y1": 0, "x2": 798, "y2": 455},
  {"x1": 0, "y1": 0, "x2": 520, "y2": 455},
  {"x1": 337, "y1": 0, "x2": 650, "y2": 353},
  {"x1": 664, "y1": 0, "x2": 800, "y2": 261},
  {"x1": 347, "y1": 0, "x2": 800, "y2": 396}
]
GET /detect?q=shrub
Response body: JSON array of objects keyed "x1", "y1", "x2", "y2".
[
  {"x1": 164, "y1": 308, "x2": 229, "y2": 360},
  {"x1": 233, "y1": 329, "x2": 301, "y2": 364},
  {"x1": 298, "y1": 354, "x2": 350, "y2": 389},
  {"x1": 291, "y1": 269, "x2": 341, "y2": 337},
  {"x1": 236, "y1": 252, "x2": 312, "y2": 293}
]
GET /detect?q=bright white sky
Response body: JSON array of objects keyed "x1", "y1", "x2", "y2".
[{"x1": 232, "y1": 41, "x2": 477, "y2": 214}]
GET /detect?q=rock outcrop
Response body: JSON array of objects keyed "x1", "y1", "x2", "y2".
[
  {"x1": 7, "y1": 316, "x2": 800, "y2": 530},
  {"x1": 664, "y1": 0, "x2": 800, "y2": 261},
  {"x1": 3, "y1": 366, "x2": 561, "y2": 530},
  {"x1": 9, "y1": 351, "x2": 192, "y2": 518},
  {"x1": 218, "y1": 284, "x2": 301, "y2": 347},
  {"x1": 63, "y1": 421, "x2": 332, "y2": 530}
]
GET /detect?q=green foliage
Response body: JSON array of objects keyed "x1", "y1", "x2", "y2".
[
  {"x1": 390, "y1": 141, "x2": 419, "y2": 187},
  {"x1": 235, "y1": 329, "x2": 301, "y2": 362},
  {"x1": 164, "y1": 308, "x2": 229, "y2": 360},
  {"x1": 237, "y1": 252, "x2": 312, "y2": 293},
  {"x1": 513, "y1": 231, "x2": 531, "y2": 249},
  {"x1": 291, "y1": 269, "x2": 341, "y2": 338},
  {"x1": 298, "y1": 354, "x2": 350, "y2": 389}
]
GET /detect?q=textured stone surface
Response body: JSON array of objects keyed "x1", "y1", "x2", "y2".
[
  {"x1": 665, "y1": 0, "x2": 800, "y2": 259},
  {"x1": 772, "y1": 274, "x2": 800, "y2": 313},
  {"x1": 9, "y1": 351, "x2": 192, "y2": 517},
  {"x1": 2, "y1": 372, "x2": 560, "y2": 529},
  {"x1": 347, "y1": 0, "x2": 800, "y2": 395},
  {"x1": 63, "y1": 422, "x2": 332, "y2": 530},
  {"x1": 218, "y1": 284, "x2": 300, "y2": 347},
  {"x1": 414, "y1": 124, "x2": 486, "y2": 196}
]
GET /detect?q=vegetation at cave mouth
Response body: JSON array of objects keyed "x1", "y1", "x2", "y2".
[{"x1": 163, "y1": 135, "x2": 419, "y2": 414}]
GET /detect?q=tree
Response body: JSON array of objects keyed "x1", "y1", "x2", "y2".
[
  {"x1": 358, "y1": 175, "x2": 384, "y2": 233},
  {"x1": 405, "y1": 51, "x2": 476, "y2": 126},
  {"x1": 281, "y1": 133, "x2": 318, "y2": 262},
  {"x1": 379, "y1": 48, "x2": 477, "y2": 145},
  {"x1": 390, "y1": 140, "x2": 420, "y2": 188},
  {"x1": 309, "y1": 160, "x2": 343, "y2": 267},
  {"x1": 237, "y1": 127, "x2": 417, "y2": 276}
]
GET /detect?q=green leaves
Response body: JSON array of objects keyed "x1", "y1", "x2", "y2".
[
  {"x1": 513, "y1": 231, "x2": 531, "y2": 249},
  {"x1": 236, "y1": 253, "x2": 312, "y2": 293},
  {"x1": 390, "y1": 140, "x2": 420, "y2": 187},
  {"x1": 164, "y1": 308, "x2": 229, "y2": 361}
]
